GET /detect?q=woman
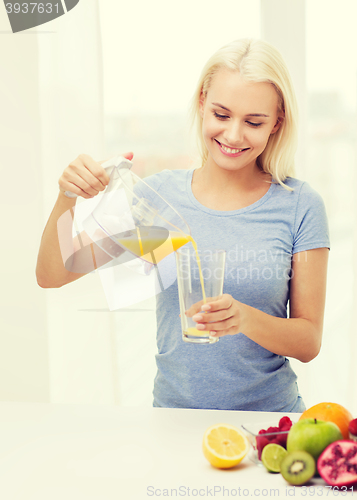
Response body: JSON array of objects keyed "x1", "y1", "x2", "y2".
[{"x1": 36, "y1": 38, "x2": 329, "y2": 412}]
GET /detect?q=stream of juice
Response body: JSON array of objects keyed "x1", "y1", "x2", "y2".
[
  {"x1": 118, "y1": 227, "x2": 209, "y2": 337},
  {"x1": 119, "y1": 228, "x2": 209, "y2": 338},
  {"x1": 119, "y1": 229, "x2": 206, "y2": 301}
]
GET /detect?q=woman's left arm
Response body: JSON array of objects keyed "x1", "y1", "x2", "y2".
[{"x1": 187, "y1": 247, "x2": 329, "y2": 363}]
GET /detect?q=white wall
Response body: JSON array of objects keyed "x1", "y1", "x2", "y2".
[
  {"x1": 0, "y1": 12, "x2": 49, "y2": 401},
  {"x1": 261, "y1": 0, "x2": 307, "y2": 178}
]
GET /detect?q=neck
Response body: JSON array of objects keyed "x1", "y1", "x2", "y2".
[{"x1": 197, "y1": 159, "x2": 270, "y2": 194}]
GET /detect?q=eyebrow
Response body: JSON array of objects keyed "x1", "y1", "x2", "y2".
[{"x1": 211, "y1": 102, "x2": 270, "y2": 118}]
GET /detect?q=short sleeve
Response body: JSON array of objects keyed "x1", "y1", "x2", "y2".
[{"x1": 292, "y1": 182, "x2": 330, "y2": 254}]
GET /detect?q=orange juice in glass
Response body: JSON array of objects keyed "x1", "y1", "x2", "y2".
[{"x1": 176, "y1": 247, "x2": 226, "y2": 344}]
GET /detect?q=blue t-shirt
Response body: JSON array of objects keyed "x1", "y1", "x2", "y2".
[{"x1": 140, "y1": 168, "x2": 330, "y2": 412}]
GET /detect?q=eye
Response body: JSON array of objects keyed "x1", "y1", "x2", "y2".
[
  {"x1": 213, "y1": 111, "x2": 229, "y2": 120},
  {"x1": 247, "y1": 121, "x2": 262, "y2": 127}
]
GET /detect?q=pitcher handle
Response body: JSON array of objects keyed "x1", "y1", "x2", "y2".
[{"x1": 64, "y1": 155, "x2": 133, "y2": 198}]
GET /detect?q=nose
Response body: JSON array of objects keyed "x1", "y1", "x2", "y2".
[{"x1": 224, "y1": 120, "x2": 244, "y2": 146}]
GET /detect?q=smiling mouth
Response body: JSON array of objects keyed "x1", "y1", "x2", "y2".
[{"x1": 215, "y1": 140, "x2": 249, "y2": 154}]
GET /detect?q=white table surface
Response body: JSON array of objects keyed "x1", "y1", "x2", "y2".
[{"x1": 0, "y1": 403, "x2": 353, "y2": 499}]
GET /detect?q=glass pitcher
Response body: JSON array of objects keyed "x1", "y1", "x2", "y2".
[{"x1": 81, "y1": 156, "x2": 193, "y2": 275}]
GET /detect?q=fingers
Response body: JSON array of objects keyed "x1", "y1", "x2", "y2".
[
  {"x1": 75, "y1": 153, "x2": 109, "y2": 192},
  {"x1": 187, "y1": 294, "x2": 237, "y2": 338},
  {"x1": 184, "y1": 299, "x2": 206, "y2": 317},
  {"x1": 59, "y1": 152, "x2": 134, "y2": 199},
  {"x1": 185, "y1": 294, "x2": 231, "y2": 318},
  {"x1": 195, "y1": 317, "x2": 235, "y2": 332},
  {"x1": 204, "y1": 294, "x2": 233, "y2": 312},
  {"x1": 59, "y1": 154, "x2": 106, "y2": 198},
  {"x1": 192, "y1": 308, "x2": 234, "y2": 324}
]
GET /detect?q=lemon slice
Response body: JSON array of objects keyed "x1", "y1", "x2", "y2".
[
  {"x1": 261, "y1": 443, "x2": 288, "y2": 473},
  {"x1": 202, "y1": 423, "x2": 250, "y2": 469}
]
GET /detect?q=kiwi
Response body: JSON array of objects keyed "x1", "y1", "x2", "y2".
[{"x1": 280, "y1": 450, "x2": 316, "y2": 486}]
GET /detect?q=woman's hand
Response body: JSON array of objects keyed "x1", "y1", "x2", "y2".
[
  {"x1": 185, "y1": 293, "x2": 247, "y2": 338},
  {"x1": 58, "y1": 152, "x2": 134, "y2": 199}
]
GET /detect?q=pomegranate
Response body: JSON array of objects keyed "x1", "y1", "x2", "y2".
[{"x1": 317, "y1": 440, "x2": 357, "y2": 487}]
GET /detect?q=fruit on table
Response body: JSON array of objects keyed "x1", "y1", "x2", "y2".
[
  {"x1": 261, "y1": 443, "x2": 288, "y2": 473},
  {"x1": 202, "y1": 423, "x2": 250, "y2": 469},
  {"x1": 317, "y1": 440, "x2": 357, "y2": 487},
  {"x1": 287, "y1": 418, "x2": 343, "y2": 461},
  {"x1": 280, "y1": 450, "x2": 316, "y2": 486},
  {"x1": 299, "y1": 402, "x2": 353, "y2": 440},
  {"x1": 348, "y1": 418, "x2": 357, "y2": 442},
  {"x1": 256, "y1": 416, "x2": 293, "y2": 460}
]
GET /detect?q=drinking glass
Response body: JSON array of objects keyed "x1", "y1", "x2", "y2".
[{"x1": 176, "y1": 248, "x2": 226, "y2": 344}]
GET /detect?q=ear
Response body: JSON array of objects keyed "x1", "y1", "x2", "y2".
[
  {"x1": 199, "y1": 91, "x2": 205, "y2": 118},
  {"x1": 271, "y1": 112, "x2": 284, "y2": 134}
]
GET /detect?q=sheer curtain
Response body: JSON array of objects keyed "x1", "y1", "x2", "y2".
[{"x1": 38, "y1": 0, "x2": 120, "y2": 404}]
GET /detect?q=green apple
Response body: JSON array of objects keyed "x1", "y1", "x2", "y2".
[{"x1": 287, "y1": 418, "x2": 343, "y2": 461}]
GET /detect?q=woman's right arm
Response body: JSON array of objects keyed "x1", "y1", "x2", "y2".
[{"x1": 36, "y1": 152, "x2": 133, "y2": 288}]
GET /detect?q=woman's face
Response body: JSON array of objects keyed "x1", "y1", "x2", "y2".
[{"x1": 200, "y1": 68, "x2": 284, "y2": 174}]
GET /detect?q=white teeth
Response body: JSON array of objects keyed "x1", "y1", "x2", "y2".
[{"x1": 220, "y1": 144, "x2": 245, "y2": 154}]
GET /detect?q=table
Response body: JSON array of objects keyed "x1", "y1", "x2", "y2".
[{"x1": 0, "y1": 403, "x2": 353, "y2": 499}]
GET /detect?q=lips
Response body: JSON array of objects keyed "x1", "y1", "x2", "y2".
[{"x1": 215, "y1": 140, "x2": 249, "y2": 157}]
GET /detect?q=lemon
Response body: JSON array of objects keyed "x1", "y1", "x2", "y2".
[
  {"x1": 202, "y1": 423, "x2": 250, "y2": 469},
  {"x1": 261, "y1": 443, "x2": 288, "y2": 473}
]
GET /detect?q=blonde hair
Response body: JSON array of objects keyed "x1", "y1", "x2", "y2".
[{"x1": 190, "y1": 38, "x2": 298, "y2": 190}]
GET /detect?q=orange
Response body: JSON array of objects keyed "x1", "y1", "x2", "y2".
[{"x1": 299, "y1": 402, "x2": 353, "y2": 439}]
